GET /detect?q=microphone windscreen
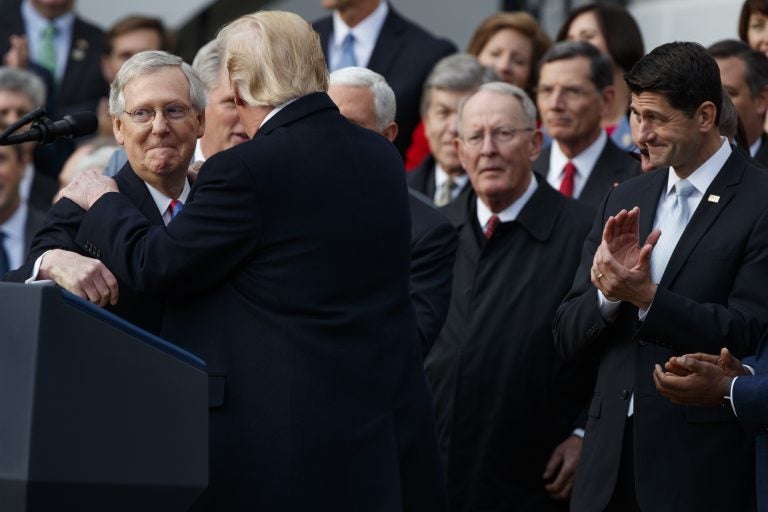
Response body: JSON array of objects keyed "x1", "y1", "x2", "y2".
[{"x1": 66, "y1": 111, "x2": 99, "y2": 137}]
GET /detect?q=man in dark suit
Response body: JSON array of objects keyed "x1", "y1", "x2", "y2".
[
  {"x1": 313, "y1": 0, "x2": 456, "y2": 156},
  {"x1": 328, "y1": 65, "x2": 457, "y2": 353},
  {"x1": 5, "y1": 50, "x2": 204, "y2": 336},
  {"x1": 0, "y1": 140, "x2": 45, "y2": 277},
  {"x1": 709, "y1": 40, "x2": 768, "y2": 167},
  {"x1": 553, "y1": 42, "x2": 768, "y2": 511},
  {"x1": 407, "y1": 54, "x2": 495, "y2": 206},
  {"x1": 425, "y1": 82, "x2": 595, "y2": 511},
  {"x1": 59, "y1": 12, "x2": 446, "y2": 510},
  {"x1": 0, "y1": 0, "x2": 108, "y2": 117},
  {"x1": 534, "y1": 42, "x2": 640, "y2": 207}
]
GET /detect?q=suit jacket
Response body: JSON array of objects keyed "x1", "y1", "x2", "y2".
[
  {"x1": 6, "y1": 164, "x2": 166, "y2": 334},
  {"x1": 27, "y1": 169, "x2": 57, "y2": 213},
  {"x1": 753, "y1": 132, "x2": 768, "y2": 169},
  {"x1": 21, "y1": 204, "x2": 45, "y2": 255},
  {"x1": 407, "y1": 155, "x2": 468, "y2": 204},
  {"x1": 408, "y1": 188, "x2": 457, "y2": 354},
  {"x1": 532, "y1": 137, "x2": 641, "y2": 208},
  {"x1": 425, "y1": 178, "x2": 595, "y2": 511},
  {"x1": 553, "y1": 147, "x2": 768, "y2": 511},
  {"x1": 73, "y1": 92, "x2": 447, "y2": 511},
  {"x1": 314, "y1": 5, "x2": 456, "y2": 156}
]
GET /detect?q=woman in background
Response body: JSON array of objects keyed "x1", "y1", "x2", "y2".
[{"x1": 740, "y1": 0, "x2": 768, "y2": 56}]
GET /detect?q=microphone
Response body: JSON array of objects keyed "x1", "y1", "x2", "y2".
[{"x1": 0, "y1": 111, "x2": 98, "y2": 145}]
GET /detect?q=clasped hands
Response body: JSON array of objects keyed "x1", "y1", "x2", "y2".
[
  {"x1": 54, "y1": 169, "x2": 118, "y2": 210},
  {"x1": 591, "y1": 206, "x2": 660, "y2": 310}
]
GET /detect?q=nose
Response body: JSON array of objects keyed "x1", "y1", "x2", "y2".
[
  {"x1": 446, "y1": 112, "x2": 458, "y2": 137},
  {"x1": 480, "y1": 132, "x2": 498, "y2": 156},
  {"x1": 151, "y1": 110, "x2": 170, "y2": 134},
  {"x1": 632, "y1": 117, "x2": 654, "y2": 146}
]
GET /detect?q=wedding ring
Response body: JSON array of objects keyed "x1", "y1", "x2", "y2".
[{"x1": 595, "y1": 272, "x2": 604, "y2": 280}]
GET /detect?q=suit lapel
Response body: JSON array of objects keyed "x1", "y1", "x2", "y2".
[
  {"x1": 637, "y1": 168, "x2": 668, "y2": 242},
  {"x1": 114, "y1": 164, "x2": 165, "y2": 226},
  {"x1": 531, "y1": 147, "x2": 550, "y2": 177},
  {"x1": 445, "y1": 188, "x2": 481, "y2": 265},
  {"x1": 581, "y1": 140, "x2": 622, "y2": 202},
  {"x1": 660, "y1": 153, "x2": 744, "y2": 287},
  {"x1": 366, "y1": 9, "x2": 405, "y2": 76}
]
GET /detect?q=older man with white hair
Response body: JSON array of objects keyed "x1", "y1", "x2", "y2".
[{"x1": 329, "y1": 66, "x2": 457, "y2": 353}]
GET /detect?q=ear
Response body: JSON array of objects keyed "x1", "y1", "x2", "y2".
[
  {"x1": 196, "y1": 110, "x2": 206, "y2": 139},
  {"x1": 600, "y1": 85, "x2": 616, "y2": 119},
  {"x1": 232, "y1": 83, "x2": 246, "y2": 107},
  {"x1": 756, "y1": 85, "x2": 768, "y2": 117},
  {"x1": 112, "y1": 115, "x2": 125, "y2": 145},
  {"x1": 697, "y1": 101, "x2": 717, "y2": 133},
  {"x1": 383, "y1": 122, "x2": 398, "y2": 144},
  {"x1": 454, "y1": 137, "x2": 469, "y2": 170},
  {"x1": 529, "y1": 129, "x2": 543, "y2": 162}
]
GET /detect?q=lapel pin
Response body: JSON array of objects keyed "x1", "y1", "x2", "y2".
[{"x1": 707, "y1": 194, "x2": 720, "y2": 203}]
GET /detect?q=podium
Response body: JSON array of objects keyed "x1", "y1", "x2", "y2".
[{"x1": 0, "y1": 283, "x2": 208, "y2": 511}]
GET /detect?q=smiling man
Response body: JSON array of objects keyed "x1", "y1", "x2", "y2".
[
  {"x1": 424, "y1": 82, "x2": 595, "y2": 511},
  {"x1": 554, "y1": 41, "x2": 768, "y2": 511}
]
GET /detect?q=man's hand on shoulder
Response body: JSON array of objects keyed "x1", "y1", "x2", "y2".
[
  {"x1": 39, "y1": 249, "x2": 119, "y2": 307},
  {"x1": 55, "y1": 170, "x2": 118, "y2": 210}
]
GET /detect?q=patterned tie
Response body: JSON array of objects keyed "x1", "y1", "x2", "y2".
[
  {"x1": 484, "y1": 215, "x2": 501, "y2": 239},
  {"x1": 559, "y1": 161, "x2": 576, "y2": 197},
  {"x1": 435, "y1": 178, "x2": 457, "y2": 207},
  {"x1": 38, "y1": 23, "x2": 57, "y2": 77},
  {"x1": 334, "y1": 33, "x2": 357, "y2": 70},
  {"x1": 0, "y1": 231, "x2": 9, "y2": 278},
  {"x1": 650, "y1": 179, "x2": 695, "y2": 283},
  {"x1": 169, "y1": 199, "x2": 184, "y2": 220}
]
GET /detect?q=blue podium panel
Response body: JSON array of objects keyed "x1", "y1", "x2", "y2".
[{"x1": 0, "y1": 283, "x2": 208, "y2": 511}]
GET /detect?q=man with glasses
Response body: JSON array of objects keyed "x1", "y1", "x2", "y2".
[
  {"x1": 424, "y1": 81, "x2": 595, "y2": 511},
  {"x1": 6, "y1": 50, "x2": 204, "y2": 335},
  {"x1": 533, "y1": 41, "x2": 639, "y2": 207}
]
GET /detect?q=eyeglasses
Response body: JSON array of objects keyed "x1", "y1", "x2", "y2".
[
  {"x1": 461, "y1": 127, "x2": 534, "y2": 147},
  {"x1": 123, "y1": 104, "x2": 194, "y2": 124},
  {"x1": 534, "y1": 84, "x2": 595, "y2": 102}
]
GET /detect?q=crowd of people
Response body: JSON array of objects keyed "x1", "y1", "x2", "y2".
[{"x1": 3, "y1": 0, "x2": 768, "y2": 510}]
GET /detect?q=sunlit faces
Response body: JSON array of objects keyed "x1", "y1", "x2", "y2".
[
  {"x1": 537, "y1": 56, "x2": 607, "y2": 155},
  {"x1": 748, "y1": 12, "x2": 768, "y2": 57},
  {"x1": 200, "y1": 66, "x2": 249, "y2": 158},
  {"x1": 113, "y1": 67, "x2": 204, "y2": 191},
  {"x1": 716, "y1": 55, "x2": 767, "y2": 147},
  {"x1": 102, "y1": 29, "x2": 164, "y2": 83},
  {"x1": 476, "y1": 28, "x2": 533, "y2": 88},
  {"x1": 456, "y1": 89, "x2": 540, "y2": 210},
  {"x1": 629, "y1": 91, "x2": 709, "y2": 175},
  {"x1": 565, "y1": 11, "x2": 608, "y2": 55},
  {"x1": 423, "y1": 88, "x2": 468, "y2": 175},
  {"x1": 0, "y1": 145, "x2": 25, "y2": 222},
  {"x1": 0, "y1": 90, "x2": 34, "y2": 125}
]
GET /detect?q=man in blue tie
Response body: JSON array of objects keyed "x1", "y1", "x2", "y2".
[{"x1": 553, "y1": 41, "x2": 768, "y2": 512}]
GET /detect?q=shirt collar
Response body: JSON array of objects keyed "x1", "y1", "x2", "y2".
[
  {"x1": 476, "y1": 172, "x2": 538, "y2": 227},
  {"x1": 259, "y1": 97, "x2": 300, "y2": 130},
  {"x1": 667, "y1": 137, "x2": 732, "y2": 197},
  {"x1": 332, "y1": 0, "x2": 388, "y2": 46},
  {"x1": 750, "y1": 134, "x2": 762, "y2": 158},
  {"x1": 194, "y1": 139, "x2": 206, "y2": 162},
  {"x1": 144, "y1": 178, "x2": 191, "y2": 224},
  {"x1": 22, "y1": 0, "x2": 75, "y2": 35},
  {"x1": 434, "y1": 163, "x2": 469, "y2": 190},
  {"x1": 550, "y1": 129, "x2": 607, "y2": 180}
]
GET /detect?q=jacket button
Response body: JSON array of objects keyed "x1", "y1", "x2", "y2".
[
  {"x1": 638, "y1": 339, "x2": 648, "y2": 346},
  {"x1": 620, "y1": 389, "x2": 629, "y2": 400}
]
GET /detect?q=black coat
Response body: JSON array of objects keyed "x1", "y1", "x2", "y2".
[
  {"x1": 314, "y1": 6, "x2": 456, "y2": 156},
  {"x1": 74, "y1": 93, "x2": 447, "y2": 511},
  {"x1": 425, "y1": 177, "x2": 595, "y2": 511}
]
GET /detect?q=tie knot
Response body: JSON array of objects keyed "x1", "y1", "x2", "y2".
[
  {"x1": 674, "y1": 179, "x2": 694, "y2": 198},
  {"x1": 169, "y1": 199, "x2": 183, "y2": 219},
  {"x1": 563, "y1": 161, "x2": 577, "y2": 177},
  {"x1": 342, "y1": 32, "x2": 355, "y2": 47},
  {"x1": 42, "y1": 23, "x2": 56, "y2": 37}
]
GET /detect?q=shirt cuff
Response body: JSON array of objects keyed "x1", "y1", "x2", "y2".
[
  {"x1": 25, "y1": 250, "x2": 50, "y2": 283},
  {"x1": 743, "y1": 364, "x2": 755, "y2": 376},
  {"x1": 571, "y1": 428, "x2": 585, "y2": 439},
  {"x1": 727, "y1": 376, "x2": 738, "y2": 416},
  {"x1": 597, "y1": 290, "x2": 620, "y2": 321}
]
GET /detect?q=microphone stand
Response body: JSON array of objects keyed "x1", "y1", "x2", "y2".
[{"x1": 0, "y1": 107, "x2": 51, "y2": 146}]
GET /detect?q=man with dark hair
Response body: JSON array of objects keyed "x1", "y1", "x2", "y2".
[
  {"x1": 708, "y1": 39, "x2": 768, "y2": 166},
  {"x1": 533, "y1": 41, "x2": 639, "y2": 207},
  {"x1": 554, "y1": 41, "x2": 768, "y2": 511}
]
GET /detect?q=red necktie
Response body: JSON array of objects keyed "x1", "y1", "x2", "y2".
[
  {"x1": 169, "y1": 199, "x2": 183, "y2": 219},
  {"x1": 560, "y1": 161, "x2": 576, "y2": 197},
  {"x1": 484, "y1": 215, "x2": 500, "y2": 239}
]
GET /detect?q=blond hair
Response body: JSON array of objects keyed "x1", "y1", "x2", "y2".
[{"x1": 216, "y1": 11, "x2": 328, "y2": 107}]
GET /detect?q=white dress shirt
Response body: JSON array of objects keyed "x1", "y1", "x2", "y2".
[
  {"x1": 22, "y1": 0, "x2": 75, "y2": 81},
  {"x1": 475, "y1": 175, "x2": 537, "y2": 228},
  {"x1": 547, "y1": 130, "x2": 607, "y2": 199},
  {"x1": 145, "y1": 180, "x2": 191, "y2": 226},
  {"x1": 328, "y1": 0, "x2": 389, "y2": 70},
  {"x1": 1, "y1": 201, "x2": 28, "y2": 271},
  {"x1": 434, "y1": 165, "x2": 469, "y2": 204}
]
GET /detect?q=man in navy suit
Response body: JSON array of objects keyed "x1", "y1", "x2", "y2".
[
  {"x1": 60, "y1": 11, "x2": 447, "y2": 510},
  {"x1": 313, "y1": 0, "x2": 456, "y2": 156},
  {"x1": 328, "y1": 65, "x2": 457, "y2": 353},
  {"x1": 533, "y1": 41, "x2": 640, "y2": 207},
  {"x1": 554, "y1": 41, "x2": 768, "y2": 511}
]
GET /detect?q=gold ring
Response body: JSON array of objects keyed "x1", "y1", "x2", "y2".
[{"x1": 595, "y1": 272, "x2": 604, "y2": 280}]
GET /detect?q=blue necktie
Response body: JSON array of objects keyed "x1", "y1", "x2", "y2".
[
  {"x1": 0, "y1": 231, "x2": 9, "y2": 278},
  {"x1": 650, "y1": 179, "x2": 696, "y2": 283},
  {"x1": 335, "y1": 33, "x2": 357, "y2": 70},
  {"x1": 169, "y1": 199, "x2": 183, "y2": 220}
]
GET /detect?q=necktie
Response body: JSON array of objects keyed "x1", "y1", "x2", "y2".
[
  {"x1": 0, "y1": 231, "x2": 9, "y2": 278},
  {"x1": 650, "y1": 179, "x2": 695, "y2": 283},
  {"x1": 335, "y1": 33, "x2": 357, "y2": 70},
  {"x1": 435, "y1": 178, "x2": 457, "y2": 207},
  {"x1": 484, "y1": 215, "x2": 500, "y2": 239},
  {"x1": 169, "y1": 199, "x2": 183, "y2": 220},
  {"x1": 38, "y1": 23, "x2": 57, "y2": 77},
  {"x1": 559, "y1": 161, "x2": 576, "y2": 197}
]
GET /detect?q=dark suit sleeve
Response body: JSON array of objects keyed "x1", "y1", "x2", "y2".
[
  {"x1": 410, "y1": 212, "x2": 457, "y2": 354},
  {"x1": 5, "y1": 198, "x2": 85, "y2": 282},
  {"x1": 74, "y1": 151, "x2": 263, "y2": 295},
  {"x1": 733, "y1": 374, "x2": 768, "y2": 431}
]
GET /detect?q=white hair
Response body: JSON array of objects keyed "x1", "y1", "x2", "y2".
[
  {"x1": 456, "y1": 81, "x2": 538, "y2": 136},
  {"x1": 329, "y1": 66, "x2": 396, "y2": 132}
]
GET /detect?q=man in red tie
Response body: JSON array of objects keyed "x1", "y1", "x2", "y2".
[
  {"x1": 424, "y1": 81, "x2": 596, "y2": 511},
  {"x1": 533, "y1": 41, "x2": 640, "y2": 206}
]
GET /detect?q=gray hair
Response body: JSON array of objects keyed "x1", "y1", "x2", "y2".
[
  {"x1": 192, "y1": 39, "x2": 223, "y2": 92},
  {"x1": 539, "y1": 40, "x2": 614, "y2": 91},
  {"x1": 109, "y1": 50, "x2": 207, "y2": 116},
  {"x1": 329, "y1": 66, "x2": 396, "y2": 132},
  {"x1": 420, "y1": 53, "x2": 498, "y2": 115},
  {"x1": 457, "y1": 82, "x2": 538, "y2": 137},
  {"x1": 719, "y1": 87, "x2": 739, "y2": 141},
  {"x1": 0, "y1": 66, "x2": 46, "y2": 108}
]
